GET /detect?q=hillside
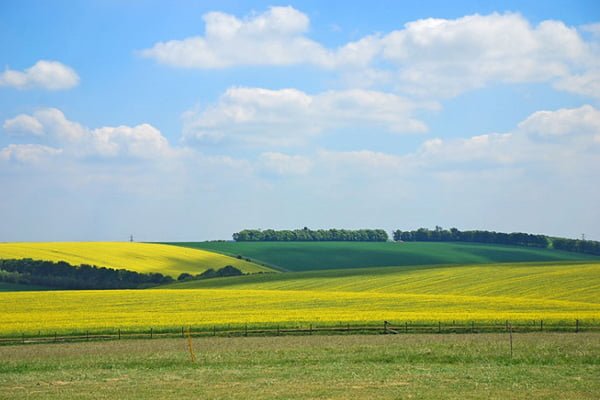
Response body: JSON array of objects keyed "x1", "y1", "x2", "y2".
[
  {"x1": 164, "y1": 261, "x2": 600, "y2": 304},
  {"x1": 166, "y1": 241, "x2": 598, "y2": 271},
  {"x1": 0, "y1": 242, "x2": 274, "y2": 278},
  {"x1": 2, "y1": 262, "x2": 600, "y2": 335}
]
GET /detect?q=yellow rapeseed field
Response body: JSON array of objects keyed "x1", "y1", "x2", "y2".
[
  {"x1": 182, "y1": 262, "x2": 600, "y2": 304},
  {"x1": 1, "y1": 262, "x2": 600, "y2": 335},
  {"x1": 0, "y1": 242, "x2": 274, "y2": 277},
  {"x1": 0, "y1": 288, "x2": 598, "y2": 335}
]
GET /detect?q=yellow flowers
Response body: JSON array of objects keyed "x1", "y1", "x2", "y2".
[
  {"x1": 0, "y1": 242, "x2": 274, "y2": 277},
  {"x1": 1, "y1": 286, "x2": 598, "y2": 335}
]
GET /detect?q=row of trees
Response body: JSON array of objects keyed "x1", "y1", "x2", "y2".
[
  {"x1": 0, "y1": 259, "x2": 173, "y2": 289},
  {"x1": 392, "y1": 226, "x2": 600, "y2": 255},
  {"x1": 553, "y1": 237, "x2": 600, "y2": 255},
  {"x1": 393, "y1": 226, "x2": 549, "y2": 248},
  {"x1": 177, "y1": 265, "x2": 244, "y2": 281},
  {"x1": 233, "y1": 228, "x2": 389, "y2": 242}
]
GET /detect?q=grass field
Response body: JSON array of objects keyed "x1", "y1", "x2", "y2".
[
  {"x1": 0, "y1": 242, "x2": 274, "y2": 278},
  {"x1": 1, "y1": 261, "x2": 599, "y2": 335},
  {"x1": 1, "y1": 334, "x2": 598, "y2": 399},
  {"x1": 167, "y1": 241, "x2": 598, "y2": 271}
]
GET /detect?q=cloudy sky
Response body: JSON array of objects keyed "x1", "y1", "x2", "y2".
[{"x1": 1, "y1": 0, "x2": 599, "y2": 241}]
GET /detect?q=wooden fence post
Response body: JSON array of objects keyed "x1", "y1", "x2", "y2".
[
  {"x1": 384, "y1": 320, "x2": 388, "y2": 334},
  {"x1": 118, "y1": 329, "x2": 121, "y2": 340},
  {"x1": 509, "y1": 322, "x2": 513, "y2": 359}
]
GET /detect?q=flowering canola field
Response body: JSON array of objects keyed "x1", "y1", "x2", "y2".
[
  {"x1": 0, "y1": 262, "x2": 599, "y2": 335},
  {"x1": 0, "y1": 242, "x2": 273, "y2": 277}
]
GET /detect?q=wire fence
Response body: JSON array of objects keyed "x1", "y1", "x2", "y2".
[{"x1": 0, "y1": 319, "x2": 597, "y2": 346}]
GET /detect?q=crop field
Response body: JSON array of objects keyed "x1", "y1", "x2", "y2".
[
  {"x1": 1, "y1": 261, "x2": 599, "y2": 335},
  {"x1": 168, "y1": 241, "x2": 598, "y2": 271},
  {"x1": 166, "y1": 262, "x2": 600, "y2": 303},
  {"x1": 0, "y1": 242, "x2": 273, "y2": 277},
  {"x1": 1, "y1": 334, "x2": 599, "y2": 399}
]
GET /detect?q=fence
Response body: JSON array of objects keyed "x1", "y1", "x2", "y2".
[{"x1": 0, "y1": 319, "x2": 597, "y2": 346}]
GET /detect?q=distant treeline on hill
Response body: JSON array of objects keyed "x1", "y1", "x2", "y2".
[
  {"x1": 0, "y1": 259, "x2": 174, "y2": 289},
  {"x1": 233, "y1": 228, "x2": 389, "y2": 242},
  {"x1": 393, "y1": 227, "x2": 600, "y2": 256}
]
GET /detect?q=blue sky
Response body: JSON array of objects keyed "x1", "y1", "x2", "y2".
[{"x1": 1, "y1": 1, "x2": 599, "y2": 241}]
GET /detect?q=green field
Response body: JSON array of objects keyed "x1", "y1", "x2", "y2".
[
  {"x1": 167, "y1": 241, "x2": 597, "y2": 271},
  {"x1": 1, "y1": 334, "x2": 598, "y2": 399}
]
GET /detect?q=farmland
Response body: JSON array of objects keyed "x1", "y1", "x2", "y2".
[
  {"x1": 1, "y1": 261, "x2": 599, "y2": 335},
  {"x1": 0, "y1": 242, "x2": 273, "y2": 278},
  {"x1": 1, "y1": 334, "x2": 599, "y2": 399},
  {"x1": 168, "y1": 241, "x2": 597, "y2": 271}
]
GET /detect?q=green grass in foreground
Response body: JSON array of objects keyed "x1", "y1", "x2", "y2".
[
  {"x1": 0, "y1": 334, "x2": 598, "y2": 399},
  {"x1": 167, "y1": 241, "x2": 598, "y2": 271}
]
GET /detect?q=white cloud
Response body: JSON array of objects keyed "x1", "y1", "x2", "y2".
[
  {"x1": 518, "y1": 104, "x2": 600, "y2": 136},
  {"x1": 3, "y1": 114, "x2": 45, "y2": 136},
  {"x1": 259, "y1": 152, "x2": 312, "y2": 176},
  {"x1": 141, "y1": 6, "x2": 334, "y2": 68},
  {"x1": 554, "y1": 70, "x2": 600, "y2": 99},
  {"x1": 0, "y1": 144, "x2": 62, "y2": 164},
  {"x1": 0, "y1": 60, "x2": 79, "y2": 90},
  {"x1": 380, "y1": 13, "x2": 588, "y2": 96},
  {"x1": 2, "y1": 108, "x2": 174, "y2": 161},
  {"x1": 183, "y1": 87, "x2": 430, "y2": 146},
  {"x1": 141, "y1": 9, "x2": 600, "y2": 100}
]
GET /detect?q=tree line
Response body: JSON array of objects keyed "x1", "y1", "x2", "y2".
[
  {"x1": 233, "y1": 228, "x2": 389, "y2": 242},
  {"x1": 392, "y1": 226, "x2": 600, "y2": 256},
  {"x1": 0, "y1": 259, "x2": 174, "y2": 289},
  {"x1": 177, "y1": 265, "x2": 244, "y2": 282}
]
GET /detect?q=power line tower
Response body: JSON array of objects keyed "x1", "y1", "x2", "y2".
[
  {"x1": 130, "y1": 234, "x2": 134, "y2": 242},
  {"x1": 581, "y1": 233, "x2": 585, "y2": 241}
]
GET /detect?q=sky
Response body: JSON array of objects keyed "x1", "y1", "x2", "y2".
[{"x1": 0, "y1": 0, "x2": 599, "y2": 242}]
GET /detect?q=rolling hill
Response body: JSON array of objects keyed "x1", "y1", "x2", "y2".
[
  {"x1": 0, "y1": 242, "x2": 274, "y2": 278},
  {"x1": 165, "y1": 261, "x2": 600, "y2": 304},
  {"x1": 165, "y1": 241, "x2": 598, "y2": 271},
  {"x1": 2, "y1": 261, "x2": 599, "y2": 334}
]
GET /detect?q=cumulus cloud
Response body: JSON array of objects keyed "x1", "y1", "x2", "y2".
[
  {"x1": 0, "y1": 144, "x2": 62, "y2": 164},
  {"x1": 518, "y1": 104, "x2": 600, "y2": 136},
  {"x1": 0, "y1": 60, "x2": 79, "y2": 90},
  {"x1": 183, "y1": 87, "x2": 430, "y2": 146},
  {"x1": 412, "y1": 105, "x2": 600, "y2": 171},
  {"x1": 380, "y1": 13, "x2": 589, "y2": 96},
  {"x1": 141, "y1": 6, "x2": 334, "y2": 68},
  {"x1": 142, "y1": 8, "x2": 600, "y2": 100},
  {"x1": 2, "y1": 108, "x2": 173, "y2": 162}
]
